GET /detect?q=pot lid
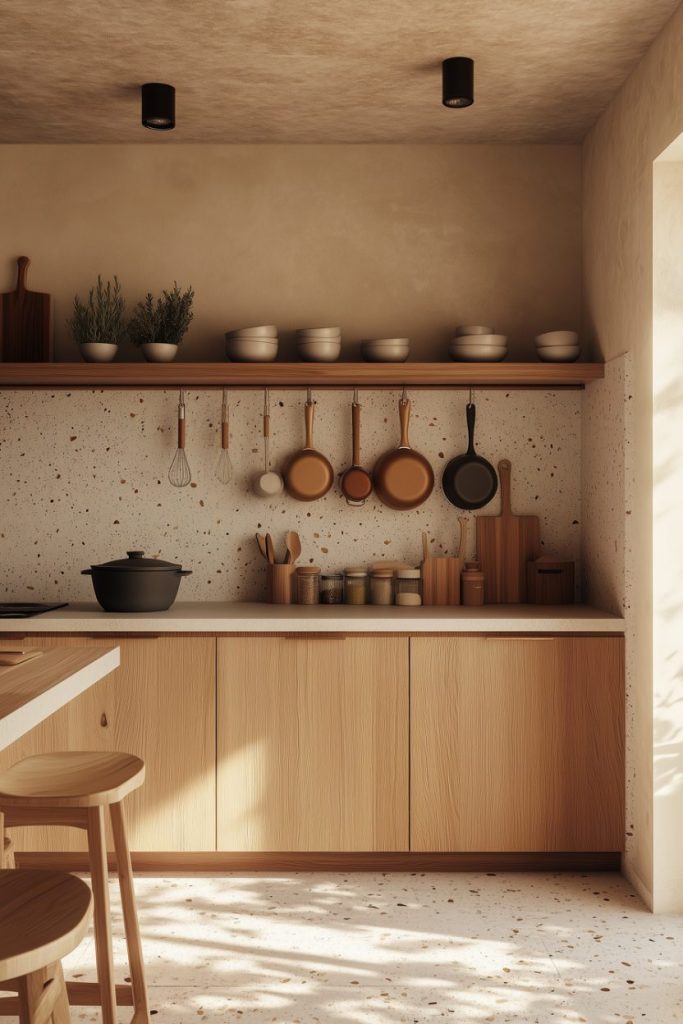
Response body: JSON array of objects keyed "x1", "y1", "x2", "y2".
[{"x1": 91, "y1": 550, "x2": 183, "y2": 572}]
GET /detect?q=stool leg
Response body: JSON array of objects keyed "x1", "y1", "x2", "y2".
[
  {"x1": 110, "y1": 801, "x2": 150, "y2": 1024},
  {"x1": 3, "y1": 835, "x2": 15, "y2": 870},
  {"x1": 48, "y1": 962, "x2": 71, "y2": 1024},
  {"x1": 86, "y1": 806, "x2": 117, "y2": 1024}
]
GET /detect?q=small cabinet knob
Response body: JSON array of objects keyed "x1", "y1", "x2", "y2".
[{"x1": 100, "y1": 712, "x2": 108, "y2": 728}]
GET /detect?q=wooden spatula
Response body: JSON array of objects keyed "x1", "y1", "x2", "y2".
[
  {"x1": 476, "y1": 459, "x2": 541, "y2": 603},
  {"x1": 0, "y1": 257, "x2": 52, "y2": 361}
]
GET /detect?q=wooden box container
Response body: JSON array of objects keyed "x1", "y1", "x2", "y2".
[{"x1": 526, "y1": 557, "x2": 575, "y2": 605}]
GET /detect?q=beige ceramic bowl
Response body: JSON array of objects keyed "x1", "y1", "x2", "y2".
[
  {"x1": 361, "y1": 338, "x2": 410, "y2": 362},
  {"x1": 535, "y1": 331, "x2": 579, "y2": 348},
  {"x1": 537, "y1": 346, "x2": 580, "y2": 362},
  {"x1": 297, "y1": 339, "x2": 342, "y2": 362},
  {"x1": 225, "y1": 335, "x2": 279, "y2": 362},
  {"x1": 226, "y1": 325, "x2": 278, "y2": 338}
]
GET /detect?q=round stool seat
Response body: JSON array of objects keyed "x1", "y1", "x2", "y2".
[
  {"x1": 0, "y1": 752, "x2": 145, "y2": 807},
  {"x1": 0, "y1": 869, "x2": 92, "y2": 982}
]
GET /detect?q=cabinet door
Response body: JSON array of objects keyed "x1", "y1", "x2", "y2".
[
  {"x1": 0, "y1": 635, "x2": 216, "y2": 853},
  {"x1": 411, "y1": 636, "x2": 624, "y2": 852},
  {"x1": 217, "y1": 636, "x2": 409, "y2": 851}
]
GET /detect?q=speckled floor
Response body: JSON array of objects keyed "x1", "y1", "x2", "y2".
[{"x1": 62, "y1": 872, "x2": 683, "y2": 1024}]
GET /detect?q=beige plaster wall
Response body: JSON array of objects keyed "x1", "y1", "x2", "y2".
[
  {"x1": 582, "y1": 1, "x2": 683, "y2": 911},
  {"x1": 0, "y1": 144, "x2": 580, "y2": 361}
]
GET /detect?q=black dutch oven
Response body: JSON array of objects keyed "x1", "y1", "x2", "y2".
[{"x1": 82, "y1": 550, "x2": 192, "y2": 612}]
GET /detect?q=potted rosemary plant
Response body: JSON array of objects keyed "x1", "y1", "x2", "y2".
[
  {"x1": 69, "y1": 276, "x2": 126, "y2": 362},
  {"x1": 128, "y1": 283, "x2": 194, "y2": 362}
]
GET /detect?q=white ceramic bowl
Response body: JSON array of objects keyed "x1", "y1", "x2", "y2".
[
  {"x1": 225, "y1": 335, "x2": 279, "y2": 362},
  {"x1": 226, "y1": 325, "x2": 278, "y2": 338},
  {"x1": 297, "y1": 339, "x2": 341, "y2": 362},
  {"x1": 361, "y1": 338, "x2": 410, "y2": 362},
  {"x1": 454, "y1": 325, "x2": 494, "y2": 337},
  {"x1": 450, "y1": 346, "x2": 507, "y2": 362},
  {"x1": 450, "y1": 333, "x2": 507, "y2": 349},
  {"x1": 535, "y1": 331, "x2": 579, "y2": 348},
  {"x1": 537, "y1": 346, "x2": 580, "y2": 362},
  {"x1": 295, "y1": 327, "x2": 341, "y2": 338}
]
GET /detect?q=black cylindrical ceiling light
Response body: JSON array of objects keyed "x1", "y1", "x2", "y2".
[
  {"x1": 141, "y1": 83, "x2": 175, "y2": 130},
  {"x1": 442, "y1": 57, "x2": 474, "y2": 108}
]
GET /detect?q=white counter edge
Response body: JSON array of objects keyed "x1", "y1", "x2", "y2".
[
  {"x1": 0, "y1": 646, "x2": 120, "y2": 750},
  {"x1": 0, "y1": 603, "x2": 625, "y2": 634}
]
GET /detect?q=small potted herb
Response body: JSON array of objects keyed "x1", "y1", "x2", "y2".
[
  {"x1": 69, "y1": 276, "x2": 126, "y2": 362},
  {"x1": 128, "y1": 283, "x2": 194, "y2": 362}
]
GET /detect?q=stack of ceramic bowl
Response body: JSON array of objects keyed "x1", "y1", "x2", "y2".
[
  {"x1": 449, "y1": 326, "x2": 507, "y2": 362},
  {"x1": 225, "y1": 325, "x2": 278, "y2": 362},
  {"x1": 361, "y1": 338, "x2": 410, "y2": 362},
  {"x1": 534, "y1": 331, "x2": 580, "y2": 362},
  {"x1": 296, "y1": 327, "x2": 341, "y2": 362}
]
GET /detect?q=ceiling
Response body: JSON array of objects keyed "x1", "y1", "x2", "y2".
[{"x1": 0, "y1": 0, "x2": 679, "y2": 143}]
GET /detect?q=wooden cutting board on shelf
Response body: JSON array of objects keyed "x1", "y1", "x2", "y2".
[
  {"x1": 476, "y1": 459, "x2": 540, "y2": 603},
  {"x1": 0, "y1": 257, "x2": 52, "y2": 362}
]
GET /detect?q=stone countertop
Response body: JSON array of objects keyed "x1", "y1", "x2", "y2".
[{"x1": 0, "y1": 602, "x2": 625, "y2": 634}]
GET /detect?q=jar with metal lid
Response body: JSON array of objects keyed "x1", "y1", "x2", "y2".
[
  {"x1": 370, "y1": 568, "x2": 394, "y2": 606},
  {"x1": 461, "y1": 560, "x2": 485, "y2": 606},
  {"x1": 395, "y1": 567, "x2": 422, "y2": 606},
  {"x1": 344, "y1": 568, "x2": 369, "y2": 605},
  {"x1": 296, "y1": 565, "x2": 321, "y2": 605},
  {"x1": 320, "y1": 573, "x2": 344, "y2": 604}
]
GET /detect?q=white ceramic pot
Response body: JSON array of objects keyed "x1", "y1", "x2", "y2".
[
  {"x1": 80, "y1": 342, "x2": 118, "y2": 363},
  {"x1": 141, "y1": 342, "x2": 179, "y2": 362}
]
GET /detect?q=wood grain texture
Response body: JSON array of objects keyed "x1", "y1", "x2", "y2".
[
  {"x1": 0, "y1": 648, "x2": 117, "y2": 727},
  {"x1": 217, "y1": 636, "x2": 409, "y2": 851},
  {"x1": 476, "y1": 459, "x2": 541, "y2": 603},
  {"x1": 0, "y1": 636, "x2": 216, "y2": 853},
  {"x1": 410, "y1": 636, "x2": 625, "y2": 852},
  {"x1": 0, "y1": 751, "x2": 144, "y2": 807},
  {"x1": 0, "y1": 258, "x2": 51, "y2": 363},
  {"x1": 15, "y1": 850, "x2": 622, "y2": 872},
  {"x1": 0, "y1": 362, "x2": 605, "y2": 389},
  {"x1": 0, "y1": 869, "x2": 91, "y2": 982}
]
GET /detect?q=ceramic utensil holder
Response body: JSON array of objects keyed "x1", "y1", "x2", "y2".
[{"x1": 268, "y1": 563, "x2": 296, "y2": 604}]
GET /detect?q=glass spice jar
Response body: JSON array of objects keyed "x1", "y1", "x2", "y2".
[
  {"x1": 296, "y1": 565, "x2": 321, "y2": 605},
  {"x1": 344, "y1": 568, "x2": 369, "y2": 605},
  {"x1": 320, "y1": 573, "x2": 344, "y2": 604},
  {"x1": 461, "y1": 561, "x2": 485, "y2": 606},
  {"x1": 370, "y1": 568, "x2": 394, "y2": 606},
  {"x1": 395, "y1": 567, "x2": 423, "y2": 606}
]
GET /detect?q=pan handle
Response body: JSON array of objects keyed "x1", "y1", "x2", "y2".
[
  {"x1": 466, "y1": 402, "x2": 476, "y2": 455},
  {"x1": 398, "y1": 397, "x2": 411, "y2": 448},
  {"x1": 498, "y1": 458, "x2": 512, "y2": 517},
  {"x1": 351, "y1": 400, "x2": 361, "y2": 465},
  {"x1": 304, "y1": 399, "x2": 315, "y2": 450}
]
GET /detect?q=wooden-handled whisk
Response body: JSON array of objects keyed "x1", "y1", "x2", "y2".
[{"x1": 168, "y1": 389, "x2": 192, "y2": 487}]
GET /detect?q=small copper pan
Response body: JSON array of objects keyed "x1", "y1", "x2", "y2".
[
  {"x1": 374, "y1": 395, "x2": 434, "y2": 511},
  {"x1": 340, "y1": 390, "x2": 373, "y2": 506},
  {"x1": 284, "y1": 391, "x2": 334, "y2": 502}
]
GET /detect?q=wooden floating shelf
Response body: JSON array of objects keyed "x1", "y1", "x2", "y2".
[{"x1": 0, "y1": 362, "x2": 604, "y2": 389}]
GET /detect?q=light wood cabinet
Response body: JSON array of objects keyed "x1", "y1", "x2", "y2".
[
  {"x1": 410, "y1": 636, "x2": 624, "y2": 852},
  {"x1": 0, "y1": 635, "x2": 216, "y2": 853},
  {"x1": 216, "y1": 636, "x2": 409, "y2": 851}
]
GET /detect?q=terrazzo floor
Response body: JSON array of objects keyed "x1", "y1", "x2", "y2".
[{"x1": 62, "y1": 872, "x2": 683, "y2": 1024}]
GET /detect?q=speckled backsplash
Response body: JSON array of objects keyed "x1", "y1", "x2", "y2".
[{"x1": 0, "y1": 388, "x2": 581, "y2": 602}]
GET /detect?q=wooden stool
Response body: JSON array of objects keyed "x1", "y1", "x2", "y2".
[
  {"x1": 0, "y1": 752, "x2": 150, "y2": 1024},
  {"x1": 0, "y1": 868, "x2": 92, "y2": 1022}
]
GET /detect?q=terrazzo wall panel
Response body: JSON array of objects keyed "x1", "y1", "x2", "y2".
[{"x1": 0, "y1": 388, "x2": 581, "y2": 603}]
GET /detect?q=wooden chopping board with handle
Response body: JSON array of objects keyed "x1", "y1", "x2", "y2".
[
  {"x1": 476, "y1": 458, "x2": 540, "y2": 603},
  {"x1": 0, "y1": 256, "x2": 52, "y2": 361}
]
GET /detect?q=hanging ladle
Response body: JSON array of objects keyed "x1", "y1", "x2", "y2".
[
  {"x1": 340, "y1": 387, "x2": 373, "y2": 506},
  {"x1": 254, "y1": 388, "x2": 284, "y2": 497},
  {"x1": 168, "y1": 388, "x2": 192, "y2": 488}
]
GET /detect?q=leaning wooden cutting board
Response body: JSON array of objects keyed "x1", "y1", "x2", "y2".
[
  {"x1": 476, "y1": 459, "x2": 541, "y2": 603},
  {"x1": 0, "y1": 256, "x2": 52, "y2": 361}
]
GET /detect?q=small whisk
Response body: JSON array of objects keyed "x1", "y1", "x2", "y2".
[
  {"x1": 215, "y1": 389, "x2": 233, "y2": 484},
  {"x1": 169, "y1": 388, "x2": 192, "y2": 487}
]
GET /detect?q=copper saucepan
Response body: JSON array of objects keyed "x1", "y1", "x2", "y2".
[
  {"x1": 340, "y1": 390, "x2": 373, "y2": 506},
  {"x1": 284, "y1": 390, "x2": 334, "y2": 501},
  {"x1": 373, "y1": 395, "x2": 434, "y2": 510}
]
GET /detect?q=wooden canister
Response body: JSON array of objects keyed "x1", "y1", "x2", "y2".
[
  {"x1": 461, "y1": 561, "x2": 485, "y2": 606},
  {"x1": 267, "y1": 563, "x2": 295, "y2": 604}
]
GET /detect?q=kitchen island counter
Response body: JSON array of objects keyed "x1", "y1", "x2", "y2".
[{"x1": 0, "y1": 602, "x2": 624, "y2": 634}]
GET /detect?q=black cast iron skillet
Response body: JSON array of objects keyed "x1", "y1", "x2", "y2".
[{"x1": 442, "y1": 402, "x2": 498, "y2": 510}]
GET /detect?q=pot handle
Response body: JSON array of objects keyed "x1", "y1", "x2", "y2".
[
  {"x1": 177, "y1": 570, "x2": 193, "y2": 576},
  {"x1": 81, "y1": 569, "x2": 93, "y2": 575}
]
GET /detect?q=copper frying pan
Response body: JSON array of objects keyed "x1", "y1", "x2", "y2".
[
  {"x1": 373, "y1": 395, "x2": 434, "y2": 510},
  {"x1": 284, "y1": 391, "x2": 334, "y2": 501},
  {"x1": 340, "y1": 390, "x2": 373, "y2": 506}
]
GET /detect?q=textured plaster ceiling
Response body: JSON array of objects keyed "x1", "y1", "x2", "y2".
[{"x1": 0, "y1": 0, "x2": 679, "y2": 143}]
